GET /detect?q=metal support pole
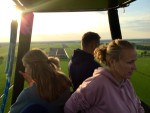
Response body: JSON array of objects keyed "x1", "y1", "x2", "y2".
[
  {"x1": 108, "y1": 9, "x2": 122, "y2": 40},
  {"x1": 1, "y1": 20, "x2": 18, "y2": 113},
  {"x1": 11, "y1": 13, "x2": 34, "y2": 104}
]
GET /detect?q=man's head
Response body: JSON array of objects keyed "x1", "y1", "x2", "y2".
[{"x1": 81, "y1": 31, "x2": 101, "y2": 55}]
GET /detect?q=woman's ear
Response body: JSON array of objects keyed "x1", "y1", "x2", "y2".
[{"x1": 108, "y1": 58, "x2": 115, "y2": 67}]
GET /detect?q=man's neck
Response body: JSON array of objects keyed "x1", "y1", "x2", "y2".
[{"x1": 83, "y1": 48, "x2": 93, "y2": 55}]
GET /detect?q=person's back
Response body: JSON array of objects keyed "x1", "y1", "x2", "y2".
[
  {"x1": 11, "y1": 83, "x2": 70, "y2": 113},
  {"x1": 10, "y1": 48, "x2": 71, "y2": 113},
  {"x1": 68, "y1": 31, "x2": 101, "y2": 91}
]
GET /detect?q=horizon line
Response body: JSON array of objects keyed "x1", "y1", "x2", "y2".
[{"x1": 0, "y1": 38, "x2": 150, "y2": 44}]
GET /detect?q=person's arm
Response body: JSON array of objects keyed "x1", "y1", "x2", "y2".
[
  {"x1": 64, "y1": 89, "x2": 90, "y2": 113},
  {"x1": 127, "y1": 80, "x2": 145, "y2": 113},
  {"x1": 64, "y1": 90, "x2": 88, "y2": 113},
  {"x1": 64, "y1": 77, "x2": 100, "y2": 113},
  {"x1": 136, "y1": 96, "x2": 145, "y2": 113}
]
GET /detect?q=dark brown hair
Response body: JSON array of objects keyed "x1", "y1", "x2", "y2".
[{"x1": 81, "y1": 31, "x2": 101, "y2": 48}]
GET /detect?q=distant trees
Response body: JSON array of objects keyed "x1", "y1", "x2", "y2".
[
  {"x1": 136, "y1": 44, "x2": 150, "y2": 50},
  {"x1": 133, "y1": 43, "x2": 150, "y2": 57},
  {"x1": 141, "y1": 50, "x2": 150, "y2": 57}
]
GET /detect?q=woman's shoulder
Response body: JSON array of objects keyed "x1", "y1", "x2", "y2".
[
  {"x1": 23, "y1": 84, "x2": 37, "y2": 94},
  {"x1": 20, "y1": 84, "x2": 40, "y2": 102},
  {"x1": 86, "y1": 67, "x2": 109, "y2": 82},
  {"x1": 76, "y1": 67, "x2": 112, "y2": 93}
]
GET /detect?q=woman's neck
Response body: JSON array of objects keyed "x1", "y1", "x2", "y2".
[{"x1": 109, "y1": 68, "x2": 124, "y2": 84}]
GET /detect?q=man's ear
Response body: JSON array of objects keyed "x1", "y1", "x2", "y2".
[{"x1": 90, "y1": 41, "x2": 97, "y2": 50}]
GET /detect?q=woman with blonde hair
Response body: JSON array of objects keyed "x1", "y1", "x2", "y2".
[
  {"x1": 48, "y1": 56, "x2": 61, "y2": 70},
  {"x1": 64, "y1": 39, "x2": 144, "y2": 113},
  {"x1": 10, "y1": 48, "x2": 71, "y2": 113}
]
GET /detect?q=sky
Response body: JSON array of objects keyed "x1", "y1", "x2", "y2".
[{"x1": 0, "y1": 0, "x2": 150, "y2": 42}]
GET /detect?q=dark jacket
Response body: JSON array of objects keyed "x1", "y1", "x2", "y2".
[{"x1": 68, "y1": 49, "x2": 100, "y2": 91}]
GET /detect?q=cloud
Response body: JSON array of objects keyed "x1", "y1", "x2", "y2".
[
  {"x1": 120, "y1": 14, "x2": 150, "y2": 32},
  {"x1": 122, "y1": 19, "x2": 150, "y2": 32}
]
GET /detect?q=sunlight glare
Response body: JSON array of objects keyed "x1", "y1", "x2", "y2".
[{"x1": 0, "y1": 0, "x2": 22, "y2": 21}]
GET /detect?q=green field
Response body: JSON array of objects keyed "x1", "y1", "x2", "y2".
[
  {"x1": 0, "y1": 40, "x2": 150, "y2": 113},
  {"x1": 131, "y1": 56, "x2": 150, "y2": 105}
]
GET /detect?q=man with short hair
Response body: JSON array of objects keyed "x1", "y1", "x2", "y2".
[{"x1": 68, "y1": 31, "x2": 101, "y2": 91}]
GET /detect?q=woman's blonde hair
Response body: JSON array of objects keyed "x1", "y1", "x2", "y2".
[
  {"x1": 22, "y1": 48, "x2": 71, "y2": 102},
  {"x1": 94, "y1": 39, "x2": 135, "y2": 66},
  {"x1": 48, "y1": 57, "x2": 60, "y2": 70}
]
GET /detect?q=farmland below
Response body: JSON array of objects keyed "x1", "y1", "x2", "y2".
[{"x1": 0, "y1": 39, "x2": 150, "y2": 112}]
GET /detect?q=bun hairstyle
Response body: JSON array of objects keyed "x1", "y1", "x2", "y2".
[
  {"x1": 48, "y1": 57, "x2": 60, "y2": 70},
  {"x1": 94, "y1": 39, "x2": 135, "y2": 66},
  {"x1": 94, "y1": 44, "x2": 108, "y2": 65}
]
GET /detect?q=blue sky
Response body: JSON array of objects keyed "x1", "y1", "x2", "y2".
[
  {"x1": 0, "y1": 0, "x2": 150, "y2": 42},
  {"x1": 118, "y1": 0, "x2": 150, "y2": 38}
]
